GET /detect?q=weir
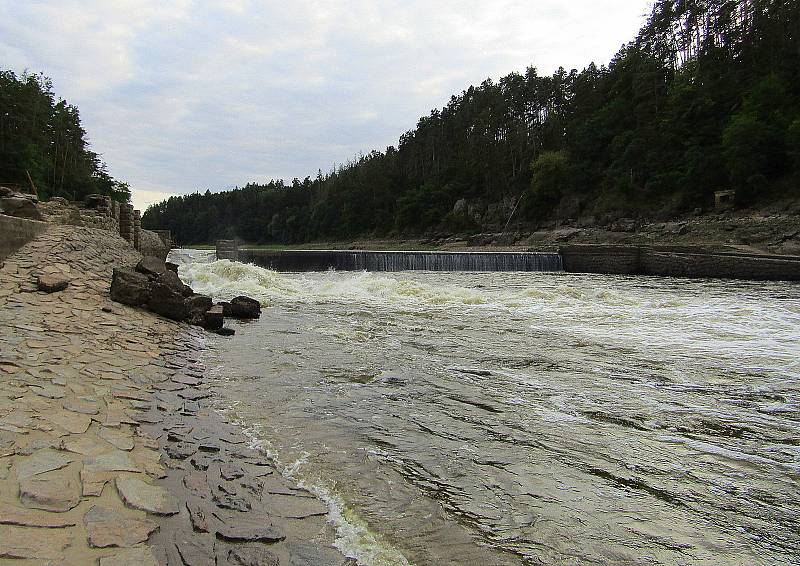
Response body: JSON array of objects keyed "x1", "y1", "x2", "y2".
[{"x1": 236, "y1": 249, "x2": 564, "y2": 272}]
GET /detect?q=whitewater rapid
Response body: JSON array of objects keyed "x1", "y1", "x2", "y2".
[{"x1": 175, "y1": 252, "x2": 800, "y2": 565}]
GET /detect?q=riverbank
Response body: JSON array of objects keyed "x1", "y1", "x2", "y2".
[
  {"x1": 0, "y1": 224, "x2": 347, "y2": 564},
  {"x1": 206, "y1": 210, "x2": 800, "y2": 257}
]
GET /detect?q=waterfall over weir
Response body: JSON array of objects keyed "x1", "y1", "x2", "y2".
[{"x1": 236, "y1": 249, "x2": 564, "y2": 272}]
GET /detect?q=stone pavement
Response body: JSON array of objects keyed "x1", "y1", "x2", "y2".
[{"x1": 0, "y1": 224, "x2": 347, "y2": 565}]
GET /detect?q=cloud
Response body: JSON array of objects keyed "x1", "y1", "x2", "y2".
[{"x1": 0, "y1": 0, "x2": 652, "y2": 208}]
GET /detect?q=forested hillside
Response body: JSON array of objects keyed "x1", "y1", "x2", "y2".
[
  {"x1": 0, "y1": 71, "x2": 129, "y2": 202},
  {"x1": 144, "y1": 0, "x2": 799, "y2": 245}
]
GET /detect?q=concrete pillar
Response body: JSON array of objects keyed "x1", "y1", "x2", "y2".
[
  {"x1": 119, "y1": 204, "x2": 134, "y2": 243},
  {"x1": 133, "y1": 210, "x2": 142, "y2": 251}
]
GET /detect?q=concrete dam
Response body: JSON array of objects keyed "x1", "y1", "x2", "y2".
[{"x1": 215, "y1": 241, "x2": 800, "y2": 281}]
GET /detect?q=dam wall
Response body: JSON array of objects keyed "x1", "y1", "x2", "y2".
[
  {"x1": 0, "y1": 214, "x2": 49, "y2": 262},
  {"x1": 560, "y1": 244, "x2": 800, "y2": 281},
  {"x1": 237, "y1": 249, "x2": 564, "y2": 272}
]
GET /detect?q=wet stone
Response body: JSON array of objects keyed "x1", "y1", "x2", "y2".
[
  {"x1": 174, "y1": 529, "x2": 216, "y2": 566},
  {"x1": 186, "y1": 500, "x2": 212, "y2": 532},
  {"x1": 116, "y1": 476, "x2": 180, "y2": 515},
  {"x1": 215, "y1": 517, "x2": 285, "y2": 543},
  {"x1": 84, "y1": 505, "x2": 159, "y2": 548},
  {"x1": 165, "y1": 441, "x2": 196, "y2": 460},
  {"x1": 288, "y1": 541, "x2": 347, "y2": 566},
  {"x1": 220, "y1": 463, "x2": 244, "y2": 481},
  {"x1": 228, "y1": 545, "x2": 280, "y2": 566}
]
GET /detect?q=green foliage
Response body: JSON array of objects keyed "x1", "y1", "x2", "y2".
[
  {"x1": 0, "y1": 70, "x2": 128, "y2": 202},
  {"x1": 144, "y1": 0, "x2": 799, "y2": 243},
  {"x1": 525, "y1": 151, "x2": 572, "y2": 217}
]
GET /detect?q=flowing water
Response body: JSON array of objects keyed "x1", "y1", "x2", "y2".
[{"x1": 173, "y1": 251, "x2": 800, "y2": 566}]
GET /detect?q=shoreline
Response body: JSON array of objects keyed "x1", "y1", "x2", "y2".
[{"x1": 0, "y1": 223, "x2": 348, "y2": 564}]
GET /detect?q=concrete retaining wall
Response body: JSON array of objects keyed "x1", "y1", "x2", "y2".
[
  {"x1": 560, "y1": 244, "x2": 800, "y2": 281},
  {"x1": 0, "y1": 214, "x2": 49, "y2": 262}
]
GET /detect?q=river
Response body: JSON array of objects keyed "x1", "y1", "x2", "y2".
[{"x1": 173, "y1": 251, "x2": 800, "y2": 566}]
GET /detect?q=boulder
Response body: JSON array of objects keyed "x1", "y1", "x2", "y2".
[
  {"x1": 185, "y1": 295, "x2": 213, "y2": 326},
  {"x1": 165, "y1": 261, "x2": 179, "y2": 274},
  {"x1": 0, "y1": 196, "x2": 43, "y2": 220},
  {"x1": 135, "y1": 256, "x2": 167, "y2": 277},
  {"x1": 203, "y1": 305, "x2": 224, "y2": 330},
  {"x1": 157, "y1": 270, "x2": 193, "y2": 297},
  {"x1": 213, "y1": 327, "x2": 235, "y2": 336},
  {"x1": 110, "y1": 268, "x2": 151, "y2": 306},
  {"x1": 147, "y1": 282, "x2": 189, "y2": 322},
  {"x1": 37, "y1": 274, "x2": 69, "y2": 293},
  {"x1": 227, "y1": 296, "x2": 261, "y2": 319}
]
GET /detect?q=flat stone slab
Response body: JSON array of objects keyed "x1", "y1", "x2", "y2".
[
  {"x1": 99, "y1": 546, "x2": 160, "y2": 566},
  {"x1": 173, "y1": 529, "x2": 215, "y2": 566},
  {"x1": 215, "y1": 518, "x2": 285, "y2": 543},
  {"x1": 43, "y1": 410, "x2": 92, "y2": 434},
  {"x1": 116, "y1": 476, "x2": 180, "y2": 515},
  {"x1": 84, "y1": 505, "x2": 159, "y2": 548},
  {"x1": 0, "y1": 525, "x2": 71, "y2": 559},
  {"x1": 84, "y1": 450, "x2": 141, "y2": 473},
  {"x1": 0, "y1": 501, "x2": 77, "y2": 527},
  {"x1": 63, "y1": 396, "x2": 101, "y2": 415},
  {"x1": 227, "y1": 545, "x2": 280, "y2": 566},
  {"x1": 19, "y1": 472, "x2": 81, "y2": 512},
  {"x1": 98, "y1": 427, "x2": 135, "y2": 451},
  {"x1": 15, "y1": 447, "x2": 72, "y2": 478}
]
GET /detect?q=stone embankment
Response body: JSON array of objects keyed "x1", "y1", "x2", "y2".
[{"x1": 0, "y1": 224, "x2": 347, "y2": 564}]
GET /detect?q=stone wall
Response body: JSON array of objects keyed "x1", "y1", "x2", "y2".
[
  {"x1": 0, "y1": 214, "x2": 49, "y2": 262},
  {"x1": 560, "y1": 244, "x2": 800, "y2": 281}
]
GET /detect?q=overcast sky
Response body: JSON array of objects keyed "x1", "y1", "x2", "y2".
[{"x1": 2, "y1": 0, "x2": 651, "y2": 211}]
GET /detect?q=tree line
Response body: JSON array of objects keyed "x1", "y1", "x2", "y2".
[
  {"x1": 0, "y1": 70, "x2": 130, "y2": 202},
  {"x1": 144, "y1": 0, "x2": 799, "y2": 245}
]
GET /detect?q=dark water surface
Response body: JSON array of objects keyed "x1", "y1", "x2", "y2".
[{"x1": 176, "y1": 253, "x2": 800, "y2": 565}]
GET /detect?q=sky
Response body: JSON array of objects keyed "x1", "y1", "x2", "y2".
[{"x1": 1, "y1": 0, "x2": 652, "y2": 212}]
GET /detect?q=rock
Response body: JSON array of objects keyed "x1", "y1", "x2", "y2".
[
  {"x1": 186, "y1": 500, "x2": 211, "y2": 532},
  {"x1": 228, "y1": 546, "x2": 280, "y2": 566},
  {"x1": 99, "y1": 547, "x2": 159, "y2": 566},
  {"x1": 0, "y1": 525, "x2": 71, "y2": 559},
  {"x1": 116, "y1": 476, "x2": 180, "y2": 515},
  {"x1": 166, "y1": 261, "x2": 179, "y2": 273},
  {"x1": 215, "y1": 519, "x2": 285, "y2": 543},
  {"x1": 186, "y1": 294, "x2": 213, "y2": 326},
  {"x1": 43, "y1": 410, "x2": 91, "y2": 434},
  {"x1": 98, "y1": 427, "x2": 135, "y2": 451},
  {"x1": 227, "y1": 295, "x2": 261, "y2": 318},
  {"x1": 135, "y1": 256, "x2": 167, "y2": 277},
  {"x1": 165, "y1": 441, "x2": 196, "y2": 460},
  {"x1": 287, "y1": 541, "x2": 346, "y2": 566},
  {"x1": 203, "y1": 305, "x2": 224, "y2": 330},
  {"x1": 147, "y1": 281, "x2": 190, "y2": 321},
  {"x1": 0, "y1": 196, "x2": 43, "y2": 220},
  {"x1": 80, "y1": 469, "x2": 117, "y2": 496},
  {"x1": 213, "y1": 327, "x2": 235, "y2": 336},
  {"x1": 158, "y1": 270, "x2": 193, "y2": 296},
  {"x1": 15, "y1": 448, "x2": 73, "y2": 479},
  {"x1": 37, "y1": 274, "x2": 69, "y2": 293},
  {"x1": 19, "y1": 473, "x2": 80, "y2": 512},
  {"x1": 0, "y1": 502, "x2": 77, "y2": 527},
  {"x1": 84, "y1": 450, "x2": 141, "y2": 473},
  {"x1": 110, "y1": 268, "x2": 151, "y2": 306},
  {"x1": 84, "y1": 505, "x2": 159, "y2": 548},
  {"x1": 173, "y1": 530, "x2": 215, "y2": 566}
]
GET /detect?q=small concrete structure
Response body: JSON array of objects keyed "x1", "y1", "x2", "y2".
[
  {"x1": 714, "y1": 190, "x2": 736, "y2": 209},
  {"x1": 0, "y1": 214, "x2": 49, "y2": 262}
]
